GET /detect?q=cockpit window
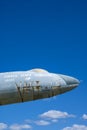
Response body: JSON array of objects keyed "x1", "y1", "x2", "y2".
[{"x1": 29, "y1": 68, "x2": 49, "y2": 73}]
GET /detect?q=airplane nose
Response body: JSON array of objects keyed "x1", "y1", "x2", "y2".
[{"x1": 59, "y1": 75, "x2": 80, "y2": 88}]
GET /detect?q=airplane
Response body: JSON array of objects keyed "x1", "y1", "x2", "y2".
[{"x1": 0, "y1": 68, "x2": 80, "y2": 106}]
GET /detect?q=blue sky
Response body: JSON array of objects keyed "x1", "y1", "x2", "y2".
[{"x1": 0, "y1": 0, "x2": 87, "y2": 130}]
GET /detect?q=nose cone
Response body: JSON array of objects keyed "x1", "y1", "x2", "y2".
[{"x1": 59, "y1": 74, "x2": 80, "y2": 88}]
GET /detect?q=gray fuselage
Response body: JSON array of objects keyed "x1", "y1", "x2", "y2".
[{"x1": 0, "y1": 69, "x2": 80, "y2": 105}]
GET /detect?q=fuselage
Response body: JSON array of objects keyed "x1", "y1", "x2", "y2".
[{"x1": 0, "y1": 69, "x2": 80, "y2": 105}]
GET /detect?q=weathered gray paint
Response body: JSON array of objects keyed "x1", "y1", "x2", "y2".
[{"x1": 0, "y1": 69, "x2": 80, "y2": 105}]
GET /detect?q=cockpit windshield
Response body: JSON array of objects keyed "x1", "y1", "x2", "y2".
[{"x1": 29, "y1": 68, "x2": 49, "y2": 73}]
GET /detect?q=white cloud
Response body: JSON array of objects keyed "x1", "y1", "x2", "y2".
[
  {"x1": 35, "y1": 120, "x2": 50, "y2": 126},
  {"x1": 62, "y1": 124, "x2": 87, "y2": 130},
  {"x1": 40, "y1": 110, "x2": 75, "y2": 119},
  {"x1": 0, "y1": 123, "x2": 8, "y2": 130},
  {"x1": 0, "y1": 110, "x2": 75, "y2": 129},
  {"x1": 9, "y1": 124, "x2": 31, "y2": 130},
  {"x1": 82, "y1": 114, "x2": 87, "y2": 120}
]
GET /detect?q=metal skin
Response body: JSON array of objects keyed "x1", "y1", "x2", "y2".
[{"x1": 0, "y1": 69, "x2": 80, "y2": 105}]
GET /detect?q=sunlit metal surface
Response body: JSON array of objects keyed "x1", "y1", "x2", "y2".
[{"x1": 0, "y1": 68, "x2": 80, "y2": 105}]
